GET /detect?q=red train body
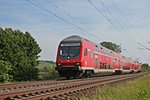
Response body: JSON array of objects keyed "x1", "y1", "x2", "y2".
[{"x1": 56, "y1": 35, "x2": 141, "y2": 78}]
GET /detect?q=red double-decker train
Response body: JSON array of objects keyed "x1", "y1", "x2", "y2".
[{"x1": 56, "y1": 35, "x2": 141, "y2": 79}]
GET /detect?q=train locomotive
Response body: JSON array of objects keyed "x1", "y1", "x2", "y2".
[{"x1": 55, "y1": 35, "x2": 141, "y2": 79}]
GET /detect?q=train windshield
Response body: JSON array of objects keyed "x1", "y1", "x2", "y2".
[{"x1": 59, "y1": 42, "x2": 81, "y2": 59}]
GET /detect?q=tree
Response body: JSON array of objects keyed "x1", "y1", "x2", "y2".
[
  {"x1": 0, "y1": 27, "x2": 41, "y2": 81},
  {"x1": 141, "y1": 63, "x2": 150, "y2": 72},
  {"x1": 100, "y1": 41, "x2": 121, "y2": 53},
  {"x1": 0, "y1": 60, "x2": 13, "y2": 82},
  {"x1": 142, "y1": 63, "x2": 149, "y2": 67}
]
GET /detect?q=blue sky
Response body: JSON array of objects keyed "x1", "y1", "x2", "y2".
[{"x1": 0, "y1": 0, "x2": 150, "y2": 64}]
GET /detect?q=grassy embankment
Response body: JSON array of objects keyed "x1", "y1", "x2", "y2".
[{"x1": 82, "y1": 74, "x2": 150, "y2": 100}]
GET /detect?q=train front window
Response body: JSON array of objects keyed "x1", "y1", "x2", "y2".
[{"x1": 59, "y1": 42, "x2": 81, "y2": 59}]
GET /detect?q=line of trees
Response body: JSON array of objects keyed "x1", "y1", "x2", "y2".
[
  {"x1": 0, "y1": 28, "x2": 41, "y2": 82},
  {"x1": 100, "y1": 41, "x2": 121, "y2": 53}
]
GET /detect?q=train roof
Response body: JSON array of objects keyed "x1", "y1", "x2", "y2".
[
  {"x1": 61, "y1": 35, "x2": 82, "y2": 42},
  {"x1": 62, "y1": 35, "x2": 121, "y2": 56},
  {"x1": 61, "y1": 35, "x2": 140, "y2": 63}
]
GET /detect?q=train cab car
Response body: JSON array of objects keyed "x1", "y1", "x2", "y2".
[
  {"x1": 56, "y1": 35, "x2": 115, "y2": 78},
  {"x1": 56, "y1": 36, "x2": 83, "y2": 78}
]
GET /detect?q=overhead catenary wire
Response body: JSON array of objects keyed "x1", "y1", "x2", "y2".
[
  {"x1": 99, "y1": 0, "x2": 147, "y2": 50},
  {"x1": 88, "y1": 0, "x2": 131, "y2": 41},
  {"x1": 108, "y1": 0, "x2": 150, "y2": 54},
  {"x1": 46, "y1": 0, "x2": 108, "y2": 40},
  {"x1": 99, "y1": 0, "x2": 133, "y2": 35},
  {"x1": 46, "y1": 0, "x2": 144, "y2": 55},
  {"x1": 25, "y1": 0, "x2": 102, "y2": 42},
  {"x1": 88, "y1": 0, "x2": 146, "y2": 60},
  {"x1": 26, "y1": 0, "x2": 147, "y2": 62},
  {"x1": 110, "y1": 0, "x2": 148, "y2": 43},
  {"x1": 137, "y1": 42, "x2": 150, "y2": 51},
  {"x1": 46, "y1": 0, "x2": 78, "y2": 24},
  {"x1": 93, "y1": 0, "x2": 141, "y2": 45}
]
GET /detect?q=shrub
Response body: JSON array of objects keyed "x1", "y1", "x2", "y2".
[{"x1": 38, "y1": 65, "x2": 59, "y2": 80}]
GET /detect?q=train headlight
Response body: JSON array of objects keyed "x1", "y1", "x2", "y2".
[
  {"x1": 75, "y1": 62, "x2": 80, "y2": 66},
  {"x1": 57, "y1": 63, "x2": 62, "y2": 66}
]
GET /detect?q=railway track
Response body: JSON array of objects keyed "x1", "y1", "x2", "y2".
[
  {"x1": 0, "y1": 72, "x2": 148, "y2": 100},
  {"x1": 0, "y1": 74, "x2": 124, "y2": 95},
  {"x1": 0, "y1": 75, "x2": 114, "y2": 95}
]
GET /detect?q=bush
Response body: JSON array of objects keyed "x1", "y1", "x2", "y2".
[{"x1": 38, "y1": 65, "x2": 59, "y2": 80}]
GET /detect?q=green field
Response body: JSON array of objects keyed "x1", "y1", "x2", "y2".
[
  {"x1": 82, "y1": 74, "x2": 150, "y2": 100},
  {"x1": 36, "y1": 60, "x2": 55, "y2": 69}
]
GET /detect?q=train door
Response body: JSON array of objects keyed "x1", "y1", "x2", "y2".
[
  {"x1": 120, "y1": 61, "x2": 123, "y2": 70},
  {"x1": 95, "y1": 55, "x2": 98, "y2": 69}
]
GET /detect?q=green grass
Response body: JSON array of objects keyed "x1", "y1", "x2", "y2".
[{"x1": 82, "y1": 74, "x2": 150, "y2": 100}]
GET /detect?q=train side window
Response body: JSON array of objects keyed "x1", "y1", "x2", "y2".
[
  {"x1": 106, "y1": 63, "x2": 108, "y2": 69},
  {"x1": 84, "y1": 48, "x2": 88, "y2": 56},
  {"x1": 111, "y1": 60, "x2": 115, "y2": 68},
  {"x1": 110, "y1": 63, "x2": 113, "y2": 69},
  {"x1": 103, "y1": 63, "x2": 105, "y2": 69},
  {"x1": 108, "y1": 64, "x2": 111, "y2": 69},
  {"x1": 100, "y1": 62, "x2": 106, "y2": 69},
  {"x1": 104, "y1": 63, "x2": 106, "y2": 69}
]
